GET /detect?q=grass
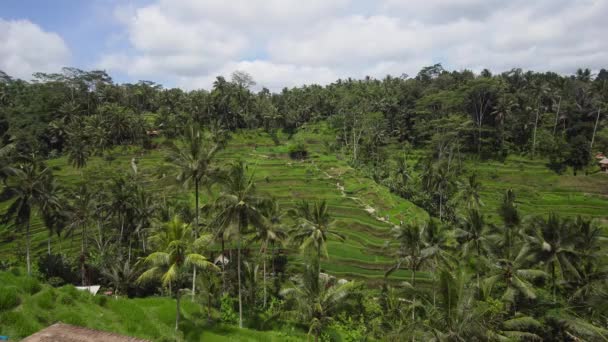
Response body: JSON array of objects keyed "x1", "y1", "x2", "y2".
[{"x1": 0, "y1": 269, "x2": 306, "y2": 341}]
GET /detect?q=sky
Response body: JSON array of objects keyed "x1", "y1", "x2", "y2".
[{"x1": 1, "y1": 0, "x2": 607, "y2": 91}]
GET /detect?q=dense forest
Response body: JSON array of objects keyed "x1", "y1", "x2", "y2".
[{"x1": 1, "y1": 65, "x2": 607, "y2": 341}]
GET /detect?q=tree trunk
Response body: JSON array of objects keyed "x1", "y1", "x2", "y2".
[
  {"x1": 552, "y1": 262, "x2": 556, "y2": 304},
  {"x1": 591, "y1": 108, "x2": 601, "y2": 149},
  {"x1": 81, "y1": 224, "x2": 86, "y2": 286},
  {"x1": 263, "y1": 247, "x2": 267, "y2": 308},
  {"x1": 221, "y1": 236, "x2": 226, "y2": 293},
  {"x1": 532, "y1": 99, "x2": 541, "y2": 158},
  {"x1": 553, "y1": 96, "x2": 561, "y2": 135},
  {"x1": 238, "y1": 224, "x2": 243, "y2": 328},
  {"x1": 47, "y1": 235, "x2": 51, "y2": 255},
  {"x1": 192, "y1": 180, "x2": 199, "y2": 302},
  {"x1": 175, "y1": 289, "x2": 181, "y2": 331},
  {"x1": 26, "y1": 221, "x2": 32, "y2": 276},
  {"x1": 207, "y1": 287, "x2": 212, "y2": 320}
]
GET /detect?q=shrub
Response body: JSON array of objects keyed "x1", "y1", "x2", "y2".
[
  {"x1": 0, "y1": 286, "x2": 20, "y2": 311},
  {"x1": 37, "y1": 253, "x2": 78, "y2": 285},
  {"x1": 288, "y1": 141, "x2": 308, "y2": 159},
  {"x1": 220, "y1": 293, "x2": 237, "y2": 324}
]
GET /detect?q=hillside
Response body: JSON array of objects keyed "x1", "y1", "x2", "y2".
[
  {"x1": 0, "y1": 269, "x2": 305, "y2": 341},
  {"x1": 0, "y1": 125, "x2": 430, "y2": 282},
  {"x1": 3, "y1": 124, "x2": 607, "y2": 285}
]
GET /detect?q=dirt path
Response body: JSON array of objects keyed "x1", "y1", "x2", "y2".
[{"x1": 308, "y1": 159, "x2": 394, "y2": 227}]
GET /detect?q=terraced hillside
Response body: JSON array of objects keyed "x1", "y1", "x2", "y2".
[
  {"x1": 2, "y1": 125, "x2": 607, "y2": 283},
  {"x1": 0, "y1": 126, "x2": 428, "y2": 283},
  {"x1": 472, "y1": 156, "x2": 608, "y2": 223}
]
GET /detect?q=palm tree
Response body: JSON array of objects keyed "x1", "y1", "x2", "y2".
[
  {"x1": 496, "y1": 189, "x2": 520, "y2": 259},
  {"x1": 65, "y1": 185, "x2": 96, "y2": 285},
  {"x1": 454, "y1": 174, "x2": 483, "y2": 210},
  {"x1": 212, "y1": 161, "x2": 265, "y2": 328},
  {"x1": 386, "y1": 223, "x2": 426, "y2": 323},
  {"x1": 101, "y1": 257, "x2": 138, "y2": 297},
  {"x1": 255, "y1": 198, "x2": 287, "y2": 308},
  {"x1": 281, "y1": 262, "x2": 357, "y2": 342},
  {"x1": 165, "y1": 124, "x2": 219, "y2": 298},
  {"x1": 289, "y1": 200, "x2": 345, "y2": 276},
  {"x1": 420, "y1": 219, "x2": 454, "y2": 307},
  {"x1": 138, "y1": 215, "x2": 217, "y2": 331},
  {"x1": 483, "y1": 245, "x2": 547, "y2": 312},
  {"x1": 0, "y1": 158, "x2": 56, "y2": 275},
  {"x1": 456, "y1": 209, "x2": 491, "y2": 291},
  {"x1": 524, "y1": 214, "x2": 579, "y2": 303},
  {"x1": 425, "y1": 268, "x2": 487, "y2": 341}
]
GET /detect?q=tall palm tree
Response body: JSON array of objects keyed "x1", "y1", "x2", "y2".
[
  {"x1": 65, "y1": 185, "x2": 96, "y2": 285},
  {"x1": 138, "y1": 215, "x2": 217, "y2": 331},
  {"x1": 255, "y1": 198, "x2": 287, "y2": 308},
  {"x1": 281, "y1": 262, "x2": 357, "y2": 342},
  {"x1": 524, "y1": 214, "x2": 579, "y2": 303},
  {"x1": 0, "y1": 158, "x2": 56, "y2": 275},
  {"x1": 420, "y1": 219, "x2": 454, "y2": 307},
  {"x1": 386, "y1": 223, "x2": 426, "y2": 323},
  {"x1": 455, "y1": 174, "x2": 483, "y2": 210},
  {"x1": 289, "y1": 200, "x2": 345, "y2": 276},
  {"x1": 425, "y1": 268, "x2": 488, "y2": 341},
  {"x1": 496, "y1": 189, "x2": 520, "y2": 259},
  {"x1": 212, "y1": 161, "x2": 265, "y2": 328},
  {"x1": 165, "y1": 124, "x2": 219, "y2": 298},
  {"x1": 483, "y1": 245, "x2": 547, "y2": 312},
  {"x1": 456, "y1": 209, "x2": 491, "y2": 291}
]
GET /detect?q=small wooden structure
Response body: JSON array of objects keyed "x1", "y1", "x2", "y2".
[
  {"x1": 599, "y1": 157, "x2": 608, "y2": 173},
  {"x1": 22, "y1": 323, "x2": 149, "y2": 342}
]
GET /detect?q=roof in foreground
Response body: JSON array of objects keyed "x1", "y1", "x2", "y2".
[{"x1": 22, "y1": 323, "x2": 150, "y2": 342}]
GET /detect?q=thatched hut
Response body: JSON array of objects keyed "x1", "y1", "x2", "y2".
[{"x1": 599, "y1": 157, "x2": 608, "y2": 173}]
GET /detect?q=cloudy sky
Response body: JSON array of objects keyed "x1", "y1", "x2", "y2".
[{"x1": 1, "y1": 0, "x2": 607, "y2": 90}]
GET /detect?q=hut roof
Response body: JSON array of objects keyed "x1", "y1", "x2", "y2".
[
  {"x1": 22, "y1": 323, "x2": 150, "y2": 342},
  {"x1": 599, "y1": 158, "x2": 608, "y2": 165},
  {"x1": 214, "y1": 254, "x2": 229, "y2": 265}
]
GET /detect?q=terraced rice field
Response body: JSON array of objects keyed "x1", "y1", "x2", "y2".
[
  {"x1": 2, "y1": 126, "x2": 607, "y2": 283},
  {"x1": 0, "y1": 127, "x2": 428, "y2": 283}
]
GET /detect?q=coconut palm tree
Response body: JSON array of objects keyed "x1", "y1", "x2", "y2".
[
  {"x1": 254, "y1": 197, "x2": 287, "y2": 307},
  {"x1": 165, "y1": 124, "x2": 219, "y2": 298},
  {"x1": 0, "y1": 158, "x2": 56, "y2": 275},
  {"x1": 289, "y1": 200, "x2": 345, "y2": 276},
  {"x1": 64, "y1": 185, "x2": 96, "y2": 285},
  {"x1": 454, "y1": 173, "x2": 483, "y2": 210},
  {"x1": 281, "y1": 262, "x2": 357, "y2": 342},
  {"x1": 137, "y1": 215, "x2": 217, "y2": 331},
  {"x1": 386, "y1": 223, "x2": 426, "y2": 323},
  {"x1": 212, "y1": 161, "x2": 265, "y2": 328},
  {"x1": 425, "y1": 268, "x2": 488, "y2": 341},
  {"x1": 524, "y1": 214, "x2": 579, "y2": 303},
  {"x1": 456, "y1": 209, "x2": 491, "y2": 291},
  {"x1": 421, "y1": 219, "x2": 455, "y2": 307},
  {"x1": 483, "y1": 245, "x2": 547, "y2": 312}
]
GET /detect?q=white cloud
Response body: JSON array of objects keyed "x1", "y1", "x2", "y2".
[
  {"x1": 0, "y1": 19, "x2": 70, "y2": 80},
  {"x1": 98, "y1": 0, "x2": 608, "y2": 91}
]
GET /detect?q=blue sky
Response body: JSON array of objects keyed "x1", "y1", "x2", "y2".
[{"x1": 1, "y1": 0, "x2": 607, "y2": 91}]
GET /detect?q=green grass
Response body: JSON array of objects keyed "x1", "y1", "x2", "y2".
[{"x1": 0, "y1": 269, "x2": 305, "y2": 341}]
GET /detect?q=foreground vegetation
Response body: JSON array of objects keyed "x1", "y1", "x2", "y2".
[{"x1": 1, "y1": 66, "x2": 607, "y2": 340}]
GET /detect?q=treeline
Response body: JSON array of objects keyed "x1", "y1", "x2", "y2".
[{"x1": 1, "y1": 66, "x2": 607, "y2": 165}]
